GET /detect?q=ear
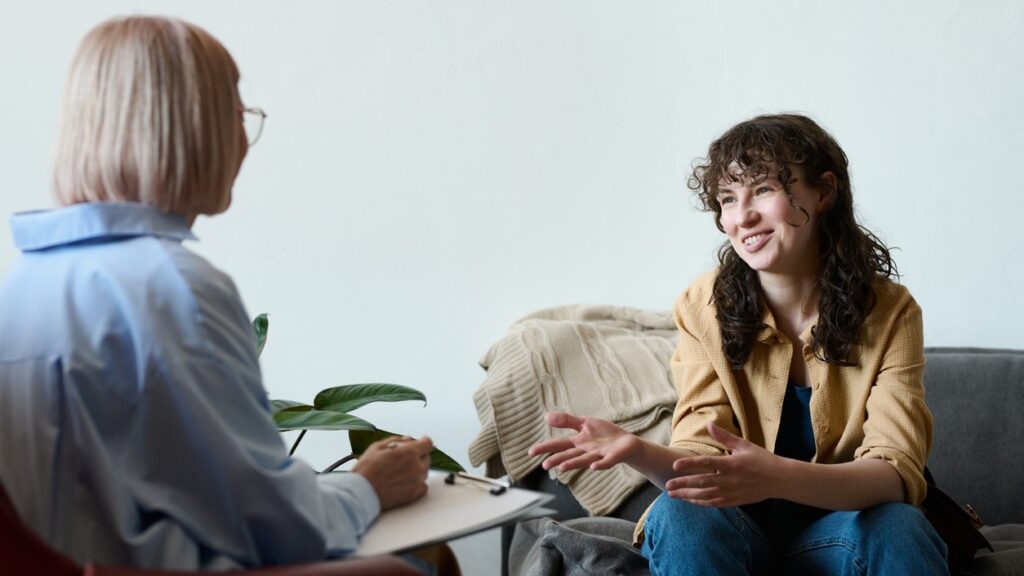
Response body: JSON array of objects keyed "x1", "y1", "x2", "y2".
[{"x1": 816, "y1": 171, "x2": 838, "y2": 213}]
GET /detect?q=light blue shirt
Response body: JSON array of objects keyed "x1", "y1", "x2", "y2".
[{"x1": 0, "y1": 202, "x2": 380, "y2": 570}]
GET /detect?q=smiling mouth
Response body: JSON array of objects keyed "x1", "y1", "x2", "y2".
[{"x1": 743, "y1": 232, "x2": 770, "y2": 247}]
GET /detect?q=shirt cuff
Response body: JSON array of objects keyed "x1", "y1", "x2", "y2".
[
  {"x1": 855, "y1": 446, "x2": 927, "y2": 505},
  {"x1": 316, "y1": 472, "x2": 382, "y2": 555}
]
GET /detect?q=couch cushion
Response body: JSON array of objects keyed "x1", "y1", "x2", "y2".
[{"x1": 923, "y1": 348, "x2": 1024, "y2": 524}]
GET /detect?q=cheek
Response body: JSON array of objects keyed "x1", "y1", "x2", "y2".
[{"x1": 718, "y1": 211, "x2": 737, "y2": 234}]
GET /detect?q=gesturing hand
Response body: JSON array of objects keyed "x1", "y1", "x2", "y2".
[
  {"x1": 527, "y1": 411, "x2": 642, "y2": 472},
  {"x1": 353, "y1": 436, "x2": 433, "y2": 511},
  {"x1": 666, "y1": 422, "x2": 784, "y2": 507}
]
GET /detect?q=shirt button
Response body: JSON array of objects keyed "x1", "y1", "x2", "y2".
[
  {"x1": 814, "y1": 381, "x2": 821, "y2": 390},
  {"x1": 818, "y1": 425, "x2": 829, "y2": 433}
]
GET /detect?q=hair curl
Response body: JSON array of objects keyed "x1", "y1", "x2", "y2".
[{"x1": 689, "y1": 114, "x2": 898, "y2": 369}]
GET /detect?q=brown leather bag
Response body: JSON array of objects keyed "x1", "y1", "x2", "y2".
[{"x1": 921, "y1": 467, "x2": 994, "y2": 575}]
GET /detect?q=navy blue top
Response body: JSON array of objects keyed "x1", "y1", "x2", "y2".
[{"x1": 774, "y1": 382, "x2": 816, "y2": 462}]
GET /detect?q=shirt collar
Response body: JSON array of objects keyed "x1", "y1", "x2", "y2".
[
  {"x1": 755, "y1": 300, "x2": 818, "y2": 346},
  {"x1": 10, "y1": 202, "x2": 196, "y2": 252}
]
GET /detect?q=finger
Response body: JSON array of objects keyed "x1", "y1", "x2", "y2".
[
  {"x1": 410, "y1": 480, "x2": 428, "y2": 503},
  {"x1": 369, "y1": 435, "x2": 401, "y2": 450},
  {"x1": 590, "y1": 454, "x2": 620, "y2": 470},
  {"x1": 556, "y1": 452, "x2": 601, "y2": 472},
  {"x1": 707, "y1": 422, "x2": 744, "y2": 451},
  {"x1": 545, "y1": 411, "x2": 585, "y2": 431},
  {"x1": 674, "y1": 495, "x2": 729, "y2": 508},
  {"x1": 410, "y1": 435, "x2": 434, "y2": 455},
  {"x1": 666, "y1": 472, "x2": 720, "y2": 491},
  {"x1": 541, "y1": 448, "x2": 584, "y2": 470},
  {"x1": 528, "y1": 437, "x2": 575, "y2": 456},
  {"x1": 667, "y1": 486, "x2": 719, "y2": 501},
  {"x1": 672, "y1": 456, "x2": 719, "y2": 475}
]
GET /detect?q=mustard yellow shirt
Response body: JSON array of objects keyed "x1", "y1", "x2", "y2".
[
  {"x1": 668, "y1": 268, "x2": 932, "y2": 503},
  {"x1": 635, "y1": 269, "x2": 932, "y2": 543}
]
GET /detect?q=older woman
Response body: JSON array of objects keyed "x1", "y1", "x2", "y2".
[{"x1": 0, "y1": 16, "x2": 431, "y2": 570}]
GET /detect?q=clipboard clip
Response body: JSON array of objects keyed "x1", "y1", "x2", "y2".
[{"x1": 444, "y1": 471, "x2": 509, "y2": 495}]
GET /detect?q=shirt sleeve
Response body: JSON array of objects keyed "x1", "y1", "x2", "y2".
[
  {"x1": 853, "y1": 294, "x2": 932, "y2": 505},
  {"x1": 668, "y1": 288, "x2": 736, "y2": 456},
  {"x1": 131, "y1": 247, "x2": 382, "y2": 566},
  {"x1": 316, "y1": 473, "x2": 381, "y2": 556}
]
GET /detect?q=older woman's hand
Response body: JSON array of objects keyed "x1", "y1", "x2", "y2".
[
  {"x1": 665, "y1": 422, "x2": 785, "y2": 507},
  {"x1": 528, "y1": 411, "x2": 642, "y2": 472},
  {"x1": 353, "y1": 436, "x2": 433, "y2": 511}
]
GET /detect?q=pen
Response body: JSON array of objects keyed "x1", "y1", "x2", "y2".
[{"x1": 444, "y1": 471, "x2": 510, "y2": 495}]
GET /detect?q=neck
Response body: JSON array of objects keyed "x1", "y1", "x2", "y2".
[{"x1": 758, "y1": 270, "x2": 819, "y2": 340}]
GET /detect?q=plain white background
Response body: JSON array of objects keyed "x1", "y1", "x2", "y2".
[{"x1": 2, "y1": 2, "x2": 1022, "y2": 573}]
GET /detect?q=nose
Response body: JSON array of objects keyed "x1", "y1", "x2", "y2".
[{"x1": 738, "y1": 203, "x2": 759, "y2": 228}]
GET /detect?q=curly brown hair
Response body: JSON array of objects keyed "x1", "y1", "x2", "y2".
[{"x1": 689, "y1": 114, "x2": 898, "y2": 369}]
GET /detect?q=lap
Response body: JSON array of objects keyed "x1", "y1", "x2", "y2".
[{"x1": 642, "y1": 495, "x2": 946, "y2": 576}]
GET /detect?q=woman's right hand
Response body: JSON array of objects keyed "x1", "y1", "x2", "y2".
[
  {"x1": 353, "y1": 436, "x2": 433, "y2": 511},
  {"x1": 527, "y1": 411, "x2": 642, "y2": 472}
]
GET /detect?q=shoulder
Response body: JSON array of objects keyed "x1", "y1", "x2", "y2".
[
  {"x1": 868, "y1": 277, "x2": 921, "y2": 324},
  {"x1": 83, "y1": 236, "x2": 255, "y2": 364},
  {"x1": 861, "y1": 277, "x2": 923, "y2": 353},
  {"x1": 674, "y1": 268, "x2": 718, "y2": 314},
  {"x1": 159, "y1": 243, "x2": 257, "y2": 364},
  {"x1": 673, "y1": 268, "x2": 720, "y2": 337},
  {"x1": 160, "y1": 242, "x2": 243, "y2": 312}
]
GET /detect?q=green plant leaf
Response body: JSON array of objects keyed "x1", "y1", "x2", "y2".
[
  {"x1": 273, "y1": 407, "x2": 376, "y2": 431},
  {"x1": 427, "y1": 446, "x2": 466, "y2": 473},
  {"x1": 313, "y1": 384, "x2": 426, "y2": 414},
  {"x1": 270, "y1": 399, "x2": 309, "y2": 413},
  {"x1": 349, "y1": 429, "x2": 465, "y2": 473},
  {"x1": 252, "y1": 314, "x2": 269, "y2": 357}
]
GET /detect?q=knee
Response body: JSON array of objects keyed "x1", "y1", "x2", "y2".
[
  {"x1": 643, "y1": 493, "x2": 739, "y2": 545},
  {"x1": 857, "y1": 502, "x2": 946, "y2": 555},
  {"x1": 642, "y1": 494, "x2": 767, "y2": 575}
]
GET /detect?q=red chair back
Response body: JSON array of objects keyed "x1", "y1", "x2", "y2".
[{"x1": 0, "y1": 481, "x2": 81, "y2": 575}]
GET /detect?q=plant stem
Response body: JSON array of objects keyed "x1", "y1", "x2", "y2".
[
  {"x1": 289, "y1": 429, "x2": 307, "y2": 456},
  {"x1": 321, "y1": 454, "x2": 357, "y2": 474}
]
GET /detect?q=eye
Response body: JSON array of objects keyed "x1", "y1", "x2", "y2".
[
  {"x1": 719, "y1": 195, "x2": 736, "y2": 205},
  {"x1": 755, "y1": 186, "x2": 774, "y2": 195}
]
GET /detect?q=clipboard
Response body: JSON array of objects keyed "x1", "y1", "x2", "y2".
[{"x1": 353, "y1": 470, "x2": 554, "y2": 557}]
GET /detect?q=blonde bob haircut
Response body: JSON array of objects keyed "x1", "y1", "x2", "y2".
[{"x1": 54, "y1": 16, "x2": 243, "y2": 216}]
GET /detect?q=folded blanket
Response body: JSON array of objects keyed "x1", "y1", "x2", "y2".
[{"x1": 469, "y1": 305, "x2": 678, "y2": 516}]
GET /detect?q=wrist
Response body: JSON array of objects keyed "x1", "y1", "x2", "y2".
[
  {"x1": 772, "y1": 456, "x2": 803, "y2": 501},
  {"x1": 621, "y1": 434, "x2": 645, "y2": 465}
]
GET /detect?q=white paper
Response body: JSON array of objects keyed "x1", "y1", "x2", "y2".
[{"x1": 353, "y1": 470, "x2": 552, "y2": 557}]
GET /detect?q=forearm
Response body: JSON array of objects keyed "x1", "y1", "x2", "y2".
[
  {"x1": 624, "y1": 437, "x2": 699, "y2": 490},
  {"x1": 775, "y1": 457, "x2": 905, "y2": 510}
]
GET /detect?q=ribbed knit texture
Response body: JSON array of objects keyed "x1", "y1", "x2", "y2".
[{"x1": 469, "y1": 305, "x2": 679, "y2": 516}]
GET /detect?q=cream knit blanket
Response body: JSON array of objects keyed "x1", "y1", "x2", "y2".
[{"x1": 469, "y1": 305, "x2": 679, "y2": 516}]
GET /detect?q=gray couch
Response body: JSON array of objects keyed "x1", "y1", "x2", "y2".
[{"x1": 504, "y1": 348, "x2": 1024, "y2": 575}]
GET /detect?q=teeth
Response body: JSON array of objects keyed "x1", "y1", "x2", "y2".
[{"x1": 744, "y1": 233, "x2": 766, "y2": 246}]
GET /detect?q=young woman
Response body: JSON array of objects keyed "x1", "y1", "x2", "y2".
[
  {"x1": 0, "y1": 16, "x2": 432, "y2": 570},
  {"x1": 529, "y1": 114, "x2": 947, "y2": 574}
]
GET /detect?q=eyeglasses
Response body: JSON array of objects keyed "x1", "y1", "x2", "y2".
[{"x1": 242, "y1": 106, "x2": 267, "y2": 146}]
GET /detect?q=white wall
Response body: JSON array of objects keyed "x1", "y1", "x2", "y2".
[{"x1": 2, "y1": 1, "x2": 1022, "y2": 573}]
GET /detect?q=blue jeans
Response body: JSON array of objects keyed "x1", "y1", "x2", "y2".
[{"x1": 640, "y1": 493, "x2": 948, "y2": 575}]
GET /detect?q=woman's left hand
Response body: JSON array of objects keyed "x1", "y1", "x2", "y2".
[{"x1": 665, "y1": 422, "x2": 786, "y2": 507}]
